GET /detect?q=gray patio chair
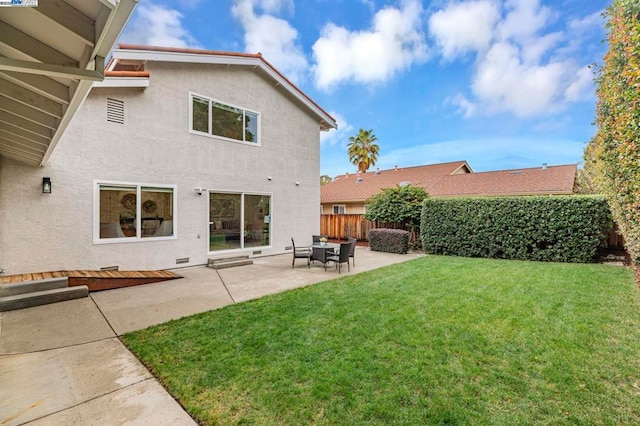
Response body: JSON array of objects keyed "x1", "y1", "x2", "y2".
[
  {"x1": 326, "y1": 242, "x2": 351, "y2": 274},
  {"x1": 291, "y1": 237, "x2": 311, "y2": 268},
  {"x1": 348, "y1": 237, "x2": 357, "y2": 266},
  {"x1": 312, "y1": 245, "x2": 335, "y2": 269}
]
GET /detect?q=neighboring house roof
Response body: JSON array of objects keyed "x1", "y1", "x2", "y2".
[
  {"x1": 321, "y1": 161, "x2": 472, "y2": 203},
  {"x1": 99, "y1": 44, "x2": 337, "y2": 131},
  {"x1": 0, "y1": 0, "x2": 138, "y2": 167},
  {"x1": 430, "y1": 164, "x2": 577, "y2": 197},
  {"x1": 321, "y1": 162, "x2": 577, "y2": 203}
]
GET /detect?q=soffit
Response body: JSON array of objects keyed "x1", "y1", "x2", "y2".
[{"x1": 0, "y1": 0, "x2": 137, "y2": 167}]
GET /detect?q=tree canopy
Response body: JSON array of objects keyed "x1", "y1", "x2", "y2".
[
  {"x1": 364, "y1": 185, "x2": 429, "y2": 227},
  {"x1": 347, "y1": 129, "x2": 379, "y2": 173},
  {"x1": 320, "y1": 175, "x2": 333, "y2": 185},
  {"x1": 584, "y1": 0, "x2": 640, "y2": 262}
]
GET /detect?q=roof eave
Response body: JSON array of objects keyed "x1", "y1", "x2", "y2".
[
  {"x1": 40, "y1": 0, "x2": 139, "y2": 166},
  {"x1": 111, "y1": 47, "x2": 337, "y2": 131}
]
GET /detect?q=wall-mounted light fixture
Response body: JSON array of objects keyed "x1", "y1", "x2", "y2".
[
  {"x1": 267, "y1": 176, "x2": 272, "y2": 181},
  {"x1": 194, "y1": 188, "x2": 202, "y2": 195},
  {"x1": 295, "y1": 181, "x2": 300, "y2": 186},
  {"x1": 42, "y1": 177, "x2": 52, "y2": 194}
]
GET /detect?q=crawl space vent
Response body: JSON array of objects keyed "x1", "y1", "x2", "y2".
[{"x1": 107, "y1": 98, "x2": 124, "y2": 124}]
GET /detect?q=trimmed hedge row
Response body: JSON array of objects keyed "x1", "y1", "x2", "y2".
[
  {"x1": 420, "y1": 196, "x2": 612, "y2": 263},
  {"x1": 586, "y1": 0, "x2": 640, "y2": 263},
  {"x1": 369, "y1": 229, "x2": 410, "y2": 254}
]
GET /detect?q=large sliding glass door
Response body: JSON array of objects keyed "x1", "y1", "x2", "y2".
[{"x1": 209, "y1": 192, "x2": 271, "y2": 252}]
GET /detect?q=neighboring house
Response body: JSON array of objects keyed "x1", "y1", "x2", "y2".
[
  {"x1": 321, "y1": 161, "x2": 473, "y2": 215},
  {"x1": 321, "y1": 162, "x2": 577, "y2": 214},
  {"x1": 0, "y1": 44, "x2": 336, "y2": 275}
]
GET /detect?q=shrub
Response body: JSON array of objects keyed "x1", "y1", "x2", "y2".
[
  {"x1": 369, "y1": 229, "x2": 410, "y2": 254},
  {"x1": 365, "y1": 185, "x2": 428, "y2": 250},
  {"x1": 420, "y1": 196, "x2": 612, "y2": 263}
]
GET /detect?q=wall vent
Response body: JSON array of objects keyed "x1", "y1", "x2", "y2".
[
  {"x1": 107, "y1": 98, "x2": 124, "y2": 124},
  {"x1": 252, "y1": 250, "x2": 262, "y2": 255},
  {"x1": 100, "y1": 265, "x2": 119, "y2": 271},
  {"x1": 176, "y1": 257, "x2": 190, "y2": 264}
]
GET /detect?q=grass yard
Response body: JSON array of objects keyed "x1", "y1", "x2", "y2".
[{"x1": 122, "y1": 256, "x2": 640, "y2": 425}]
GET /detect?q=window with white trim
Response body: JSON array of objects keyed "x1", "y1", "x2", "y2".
[
  {"x1": 190, "y1": 92, "x2": 259, "y2": 145},
  {"x1": 94, "y1": 181, "x2": 177, "y2": 242},
  {"x1": 333, "y1": 205, "x2": 346, "y2": 214}
]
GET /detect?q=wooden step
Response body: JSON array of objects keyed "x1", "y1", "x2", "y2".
[
  {"x1": 0, "y1": 270, "x2": 182, "y2": 292},
  {"x1": 207, "y1": 256, "x2": 253, "y2": 269},
  {"x1": 0, "y1": 286, "x2": 89, "y2": 312},
  {"x1": 0, "y1": 277, "x2": 68, "y2": 297}
]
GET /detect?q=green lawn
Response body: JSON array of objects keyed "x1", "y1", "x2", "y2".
[{"x1": 122, "y1": 256, "x2": 640, "y2": 425}]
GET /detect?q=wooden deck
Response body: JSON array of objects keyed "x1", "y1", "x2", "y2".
[{"x1": 0, "y1": 270, "x2": 181, "y2": 292}]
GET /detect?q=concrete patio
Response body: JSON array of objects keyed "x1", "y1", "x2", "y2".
[{"x1": 0, "y1": 248, "x2": 424, "y2": 425}]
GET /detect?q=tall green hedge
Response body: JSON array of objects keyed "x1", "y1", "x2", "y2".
[
  {"x1": 420, "y1": 196, "x2": 612, "y2": 263},
  {"x1": 585, "y1": 0, "x2": 640, "y2": 263}
]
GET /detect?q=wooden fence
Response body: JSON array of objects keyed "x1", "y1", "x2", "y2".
[
  {"x1": 320, "y1": 214, "x2": 416, "y2": 241},
  {"x1": 321, "y1": 214, "x2": 373, "y2": 241}
]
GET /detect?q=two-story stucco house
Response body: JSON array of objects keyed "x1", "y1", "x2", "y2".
[{"x1": 0, "y1": 44, "x2": 336, "y2": 275}]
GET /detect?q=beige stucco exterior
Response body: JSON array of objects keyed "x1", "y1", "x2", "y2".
[
  {"x1": 0, "y1": 60, "x2": 327, "y2": 275},
  {"x1": 321, "y1": 203, "x2": 367, "y2": 215}
]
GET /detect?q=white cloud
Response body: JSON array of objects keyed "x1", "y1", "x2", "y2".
[
  {"x1": 254, "y1": 0, "x2": 294, "y2": 14},
  {"x1": 320, "y1": 112, "x2": 353, "y2": 147},
  {"x1": 497, "y1": 0, "x2": 552, "y2": 41},
  {"x1": 568, "y1": 10, "x2": 603, "y2": 33},
  {"x1": 447, "y1": 94, "x2": 477, "y2": 118},
  {"x1": 428, "y1": 0, "x2": 500, "y2": 60},
  {"x1": 120, "y1": 2, "x2": 200, "y2": 48},
  {"x1": 231, "y1": 0, "x2": 307, "y2": 83},
  {"x1": 312, "y1": 0, "x2": 428, "y2": 90},
  {"x1": 429, "y1": 0, "x2": 600, "y2": 118},
  {"x1": 564, "y1": 65, "x2": 595, "y2": 102},
  {"x1": 472, "y1": 42, "x2": 571, "y2": 117}
]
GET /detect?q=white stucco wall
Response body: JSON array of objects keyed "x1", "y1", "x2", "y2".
[{"x1": 0, "y1": 61, "x2": 322, "y2": 274}]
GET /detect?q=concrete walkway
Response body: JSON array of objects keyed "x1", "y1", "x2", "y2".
[{"x1": 0, "y1": 248, "x2": 424, "y2": 425}]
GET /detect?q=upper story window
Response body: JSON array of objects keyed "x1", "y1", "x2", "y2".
[{"x1": 190, "y1": 92, "x2": 260, "y2": 145}]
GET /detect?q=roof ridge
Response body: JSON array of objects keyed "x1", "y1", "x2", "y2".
[
  {"x1": 456, "y1": 164, "x2": 577, "y2": 176},
  {"x1": 334, "y1": 160, "x2": 468, "y2": 178}
]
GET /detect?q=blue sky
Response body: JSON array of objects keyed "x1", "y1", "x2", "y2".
[{"x1": 119, "y1": 0, "x2": 610, "y2": 178}]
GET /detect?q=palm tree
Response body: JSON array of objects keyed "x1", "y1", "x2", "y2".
[{"x1": 348, "y1": 129, "x2": 379, "y2": 173}]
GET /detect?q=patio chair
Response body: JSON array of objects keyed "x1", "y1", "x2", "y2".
[
  {"x1": 326, "y1": 242, "x2": 351, "y2": 274},
  {"x1": 348, "y1": 237, "x2": 357, "y2": 266},
  {"x1": 312, "y1": 245, "x2": 335, "y2": 270},
  {"x1": 291, "y1": 237, "x2": 311, "y2": 268}
]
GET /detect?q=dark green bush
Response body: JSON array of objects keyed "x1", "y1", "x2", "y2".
[
  {"x1": 420, "y1": 196, "x2": 612, "y2": 263},
  {"x1": 369, "y1": 229, "x2": 410, "y2": 254}
]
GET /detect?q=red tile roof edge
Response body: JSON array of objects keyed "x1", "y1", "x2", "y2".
[
  {"x1": 332, "y1": 160, "x2": 469, "y2": 180},
  {"x1": 321, "y1": 163, "x2": 578, "y2": 203},
  {"x1": 467, "y1": 163, "x2": 578, "y2": 175},
  {"x1": 114, "y1": 44, "x2": 336, "y2": 127},
  {"x1": 105, "y1": 70, "x2": 150, "y2": 77}
]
